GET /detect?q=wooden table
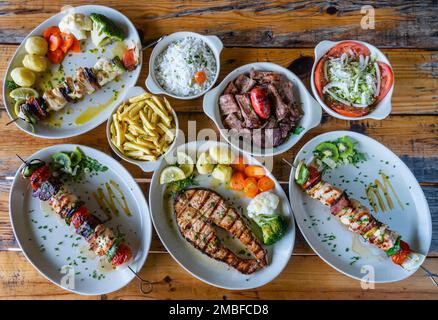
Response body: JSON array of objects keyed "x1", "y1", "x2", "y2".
[{"x1": 0, "y1": 1, "x2": 437, "y2": 300}]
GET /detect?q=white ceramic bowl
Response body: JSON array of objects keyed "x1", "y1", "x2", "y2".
[
  {"x1": 2, "y1": 5, "x2": 142, "y2": 139},
  {"x1": 203, "y1": 62, "x2": 322, "y2": 157},
  {"x1": 310, "y1": 40, "x2": 394, "y2": 120},
  {"x1": 145, "y1": 31, "x2": 223, "y2": 100},
  {"x1": 106, "y1": 86, "x2": 180, "y2": 172}
]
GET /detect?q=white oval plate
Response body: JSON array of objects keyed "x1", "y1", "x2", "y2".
[
  {"x1": 9, "y1": 144, "x2": 152, "y2": 295},
  {"x1": 149, "y1": 140, "x2": 295, "y2": 289},
  {"x1": 3, "y1": 5, "x2": 142, "y2": 139},
  {"x1": 203, "y1": 62, "x2": 322, "y2": 157},
  {"x1": 289, "y1": 131, "x2": 431, "y2": 282}
]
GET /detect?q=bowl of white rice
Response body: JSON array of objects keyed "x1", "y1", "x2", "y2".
[{"x1": 146, "y1": 32, "x2": 223, "y2": 100}]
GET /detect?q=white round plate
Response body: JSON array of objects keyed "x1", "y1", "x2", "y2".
[
  {"x1": 289, "y1": 131, "x2": 431, "y2": 282},
  {"x1": 3, "y1": 5, "x2": 142, "y2": 139},
  {"x1": 9, "y1": 144, "x2": 152, "y2": 295},
  {"x1": 149, "y1": 140, "x2": 295, "y2": 289}
]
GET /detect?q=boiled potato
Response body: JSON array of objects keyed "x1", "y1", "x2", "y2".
[
  {"x1": 212, "y1": 165, "x2": 233, "y2": 183},
  {"x1": 11, "y1": 67, "x2": 36, "y2": 87},
  {"x1": 23, "y1": 54, "x2": 48, "y2": 72},
  {"x1": 209, "y1": 145, "x2": 235, "y2": 165},
  {"x1": 25, "y1": 36, "x2": 48, "y2": 55},
  {"x1": 196, "y1": 151, "x2": 215, "y2": 175}
]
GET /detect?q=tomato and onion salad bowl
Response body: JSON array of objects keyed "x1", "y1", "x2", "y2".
[{"x1": 311, "y1": 40, "x2": 394, "y2": 120}]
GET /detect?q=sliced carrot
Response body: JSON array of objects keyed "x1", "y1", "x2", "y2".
[
  {"x1": 257, "y1": 176, "x2": 275, "y2": 192},
  {"x1": 243, "y1": 177, "x2": 259, "y2": 198},
  {"x1": 49, "y1": 33, "x2": 62, "y2": 51},
  {"x1": 60, "y1": 33, "x2": 74, "y2": 53},
  {"x1": 70, "y1": 36, "x2": 81, "y2": 53},
  {"x1": 43, "y1": 26, "x2": 61, "y2": 42},
  {"x1": 194, "y1": 71, "x2": 207, "y2": 84},
  {"x1": 230, "y1": 171, "x2": 246, "y2": 191},
  {"x1": 47, "y1": 48, "x2": 65, "y2": 64},
  {"x1": 244, "y1": 165, "x2": 265, "y2": 179},
  {"x1": 231, "y1": 156, "x2": 246, "y2": 172}
]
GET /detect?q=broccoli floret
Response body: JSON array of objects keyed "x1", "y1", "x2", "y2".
[
  {"x1": 90, "y1": 13, "x2": 125, "y2": 47},
  {"x1": 253, "y1": 215, "x2": 286, "y2": 245}
]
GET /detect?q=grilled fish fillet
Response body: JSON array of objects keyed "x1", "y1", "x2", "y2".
[{"x1": 174, "y1": 188, "x2": 268, "y2": 274}]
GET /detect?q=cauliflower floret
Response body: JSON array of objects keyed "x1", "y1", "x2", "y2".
[
  {"x1": 59, "y1": 13, "x2": 92, "y2": 40},
  {"x1": 247, "y1": 192, "x2": 279, "y2": 219}
]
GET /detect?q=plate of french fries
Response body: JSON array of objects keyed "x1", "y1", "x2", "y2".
[{"x1": 107, "y1": 86, "x2": 179, "y2": 171}]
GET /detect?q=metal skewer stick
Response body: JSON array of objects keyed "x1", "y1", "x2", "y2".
[
  {"x1": 128, "y1": 266, "x2": 153, "y2": 294},
  {"x1": 16, "y1": 155, "x2": 154, "y2": 293},
  {"x1": 142, "y1": 34, "x2": 167, "y2": 51},
  {"x1": 6, "y1": 118, "x2": 19, "y2": 126},
  {"x1": 282, "y1": 158, "x2": 437, "y2": 287}
]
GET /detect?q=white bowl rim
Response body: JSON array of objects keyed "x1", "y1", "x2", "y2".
[
  {"x1": 310, "y1": 39, "x2": 394, "y2": 121},
  {"x1": 202, "y1": 61, "x2": 322, "y2": 157},
  {"x1": 146, "y1": 31, "x2": 223, "y2": 100}
]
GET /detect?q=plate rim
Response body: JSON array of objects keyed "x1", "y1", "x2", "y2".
[
  {"x1": 149, "y1": 140, "x2": 296, "y2": 290},
  {"x1": 8, "y1": 143, "x2": 153, "y2": 295},
  {"x1": 2, "y1": 4, "x2": 142, "y2": 139},
  {"x1": 288, "y1": 130, "x2": 432, "y2": 283}
]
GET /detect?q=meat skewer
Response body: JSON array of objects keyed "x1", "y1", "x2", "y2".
[
  {"x1": 21, "y1": 159, "x2": 132, "y2": 267},
  {"x1": 16, "y1": 54, "x2": 134, "y2": 126},
  {"x1": 294, "y1": 160, "x2": 425, "y2": 271},
  {"x1": 174, "y1": 188, "x2": 267, "y2": 274}
]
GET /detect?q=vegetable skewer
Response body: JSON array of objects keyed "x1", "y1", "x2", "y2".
[
  {"x1": 294, "y1": 160, "x2": 425, "y2": 271},
  {"x1": 21, "y1": 159, "x2": 132, "y2": 267}
]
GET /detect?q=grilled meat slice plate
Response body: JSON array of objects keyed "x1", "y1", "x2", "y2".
[{"x1": 174, "y1": 188, "x2": 268, "y2": 274}]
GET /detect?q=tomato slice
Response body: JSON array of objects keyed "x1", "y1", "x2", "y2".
[
  {"x1": 330, "y1": 103, "x2": 371, "y2": 117},
  {"x1": 122, "y1": 48, "x2": 137, "y2": 71},
  {"x1": 60, "y1": 33, "x2": 74, "y2": 53},
  {"x1": 43, "y1": 26, "x2": 61, "y2": 42},
  {"x1": 47, "y1": 48, "x2": 65, "y2": 64},
  {"x1": 313, "y1": 57, "x2": 327, "y2": 100},
  {"x1": 375, "y1": 61, "x2": 393, "y2": 104},
  {"x1": 326, "y1": 41, "x2": 371, "y2": 58},
  {"x1": 70, "y1": 36, "x2": 81, "y2": 53},
  {"x1": 48, "y1": 33, "x2": 62, "y2": 51}
]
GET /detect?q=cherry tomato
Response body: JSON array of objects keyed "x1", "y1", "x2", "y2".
[
  {"x1": 43, "y1": 26, "x2": 61, "y2": 42},
  {"x1": 250, "y1": 87, "x2": 271, "y2": 119},
  {"x1": 70, "y1": 36, "x2": 81, "y2": 53},
  {"x1": 194, "y1": 71, "x2": 207, "y2": 85},
  {"x1": 30, "y1": 166, "x2": 50, "y2": 191},
  {"x1": 122, "y1": 48, "x2": 137, "y2": 71},
  {"x1": 60, "y1": 33, "x2": 74, "y2": 53},
  {"x1": 71, "y1": 206, "x2": 89, "y2": 230},
  {"x1": 302, "y1": 165, "x2": 322, "y2": 190},
  {"x1": 49, "y1": 33, "x2": 62, "y2": 51},
  {"x1": 112, "y1": 243, "x2": 132, "y2": 266},
  {"x1": 47, "y1": 48, "x2": 65, "y2": 64}
]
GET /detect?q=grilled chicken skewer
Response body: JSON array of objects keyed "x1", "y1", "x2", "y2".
[
  {"x1": 17, "y1": 51, "x2": 137, "y2": 125},
  {"x1": 21, "y1": 160, "x2": 132, "y2": 267},
  {"x1": 174, "y1": 188, "x2": 268, "y2": 274},
  {"x1": 294, "y1": 161, "x2": 425, "y2": 271}
]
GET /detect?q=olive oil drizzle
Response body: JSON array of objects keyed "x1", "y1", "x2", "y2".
[
  {"x1": 366, "y1": 171, "x2": 404, "y2": 213},
  {"x1": 92, "y1": 179, "x2": 132, "y2": 220}
]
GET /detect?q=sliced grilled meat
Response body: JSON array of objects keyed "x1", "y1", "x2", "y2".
[{"x1": 174, "y1": 188, "x2": 268, "y2": 274}]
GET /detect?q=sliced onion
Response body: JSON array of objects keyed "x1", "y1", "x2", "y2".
[
  {"x1": 323, "y1": 60, "x2": 329, "y2": 81},
  {"x1": 324, "y1": 89, "x2": 352, "y2": 106},
  {"x1": 374, "y1": 62, "x2": 381, "y2": 97}
]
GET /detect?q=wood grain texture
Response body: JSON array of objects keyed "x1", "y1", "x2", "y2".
[
  {"x1": 0, "y1": 251, "x2": 437, "y2": 300},
  {"x1": 0, "y1": 1, "x2": 437, "y2": 48},
  {"x1": 1, "y1": 46, "x2": 437, "y2": 114}
]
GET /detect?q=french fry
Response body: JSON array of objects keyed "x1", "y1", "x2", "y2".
[{"x1": 110, "y1": 92, "x2": 176, "y2": 161}]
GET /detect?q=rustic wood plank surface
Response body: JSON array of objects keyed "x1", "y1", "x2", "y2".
[
  {"x1": 0, "y1": 1, "x2": 436, "y2": 48},
  {"x1": 0, "y1": 1, "x2": 437, "y2": 299}
]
